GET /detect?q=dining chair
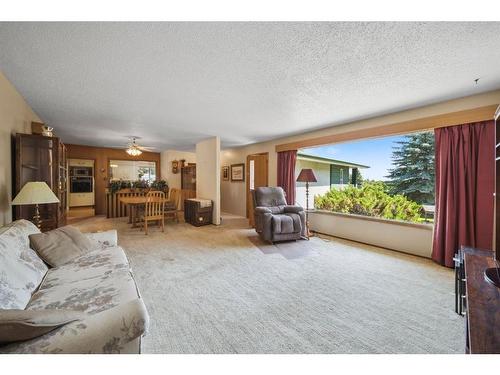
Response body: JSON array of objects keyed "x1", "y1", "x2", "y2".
[
  {"x1": 140, "y1": 190, "x2": 165, "y2": 235},
  {"x1": 165, "y1": 188, "x2": 182, "y2": 223}
]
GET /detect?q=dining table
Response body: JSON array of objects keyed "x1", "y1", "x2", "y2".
[{"x1": 119, "y1": 196, "x2": 168, "y2": 228}]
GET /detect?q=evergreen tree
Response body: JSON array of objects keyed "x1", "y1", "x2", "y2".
[
  {"x1": 386, "y1": 132, "x2": 435, "y2": 204},
  {"x1": 350, "y1": 168, "x2": 364, "y2": 187}
]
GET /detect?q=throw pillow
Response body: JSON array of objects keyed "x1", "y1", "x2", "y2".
[
  {"x1": 0, "y1": 309, "x2": 85, "y2": 344},
  {"x1": 29, "y1": 226, "x2": 97, "y2": 267}
]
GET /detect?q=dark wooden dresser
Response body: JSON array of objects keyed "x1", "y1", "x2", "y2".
[{"x1": 456, "y1": 246, "x2": 500, "y2": 353}]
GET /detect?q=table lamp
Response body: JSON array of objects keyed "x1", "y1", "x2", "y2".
[
  {"x1": 12, "y1": 182, "x2": 60, "y2": 229},
  {"x1": 296, "y1": 168, "x2": 317, "y2": 238}
]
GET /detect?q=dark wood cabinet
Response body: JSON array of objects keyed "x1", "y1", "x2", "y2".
[
  {"x1": 456, "y1": 247, "x2": 500, "y2": 353},
  {"x1": 13, "y1": 133, "x2": 67, "y2": 231},
  {"x1": 181, "y1": 164, "x2": 196, "y2": 191}
]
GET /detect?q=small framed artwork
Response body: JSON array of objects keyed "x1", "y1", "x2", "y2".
[
  {"x1": 222, "y1": 166, "x2": 229, "y2": 181},
  {"x1": 231, "y1": 163, "x2": 245, "y2": 182}
]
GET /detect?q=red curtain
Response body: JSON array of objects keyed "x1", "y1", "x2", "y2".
[
  {"x1": 432, "y1": 120, "x2": 495, "y2": 267},
  {"x1": 277, "y1": 150, "x2": 297, "y2": 205}
]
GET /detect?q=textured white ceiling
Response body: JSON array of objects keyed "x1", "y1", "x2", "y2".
[{"x1": 1, "y1": 22, "x2": 500, "y2": 151}]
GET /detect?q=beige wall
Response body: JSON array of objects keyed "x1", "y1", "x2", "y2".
[
  {"x1": 310, "y1": 211, "x2": 434, "y2": 258},
  {"x1": 0, "y1": 71, "x2": 41, "y2": 225},
  {"x1": 295, "y1": 160, "x2": 331, "y2": 187},
  {"x1": 160, "y1": 149, "x2": 196, "y2": 190},
  {"x1": 196, "y1": 137, "x2": 221, "y2": 225},
  {"x1": 221, "y1": 89, "x2": 500, "y2": 217},
  {"x1": 220, "y1": 156, "x2": 246, "y2": 216},
  {"x1": 295, "y1": 159, "x2": 331, "y2": 209}
]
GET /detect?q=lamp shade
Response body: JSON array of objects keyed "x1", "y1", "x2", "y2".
[
  {"x1": 296, "y1": 168, "x2": 317, "y2": 183},
  {"x1": 12, "y1": 182, "x2": 60, "y2": 205}
]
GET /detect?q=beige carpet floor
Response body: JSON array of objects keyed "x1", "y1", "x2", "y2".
[{"x1": 74, "y1": 214, "x2": 464, "y2": 354}]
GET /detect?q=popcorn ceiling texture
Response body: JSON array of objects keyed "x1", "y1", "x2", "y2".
[{"x1": 0, "y1": 22, "x2": 499, "y2": 150}]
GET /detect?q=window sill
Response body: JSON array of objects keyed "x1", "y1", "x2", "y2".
[{"x1": 309, "y1": 209, "x2": 434, "y2": 230}]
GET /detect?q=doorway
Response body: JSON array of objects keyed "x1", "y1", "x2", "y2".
[{"x1": 246, "y1": 152, "x2": 269, "y2": 227}]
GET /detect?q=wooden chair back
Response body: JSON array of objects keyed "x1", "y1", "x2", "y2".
[
  {"x1": 168, "y1": 188, "x2": 182, "y2": 210},
  {"x1": 145, "y1": 190, "x2": 165, "y2": 218}
]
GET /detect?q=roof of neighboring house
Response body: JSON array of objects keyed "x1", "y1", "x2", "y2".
[{"x1": 297, "y1": 153, "x2": 370, "y2": 169}]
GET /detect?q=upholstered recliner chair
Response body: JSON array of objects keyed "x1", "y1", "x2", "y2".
[{"x1": 252, "y1": 187, "x2": 306, "y2": 243}]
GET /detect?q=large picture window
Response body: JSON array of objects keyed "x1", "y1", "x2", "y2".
[{"x1": 296, "y1": 131, "x2": 435, "y2": 223}]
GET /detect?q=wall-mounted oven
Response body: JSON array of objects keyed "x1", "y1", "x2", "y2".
[
  {"x1": 70, "y1": 166, "x2": 93, "y2": 177},
  {"x1": 70, "y1": 176, "x2": 94, "y2": 193}
]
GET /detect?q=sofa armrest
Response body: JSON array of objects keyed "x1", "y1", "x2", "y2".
[
  {"x1": 85, "y1": 230, "x2": 118, "y2": 248},
  {"x1": 283, "y1": 205, "x2": 304, "y2": 214},
  {"x1": 0, "y1": 299, "x2": 149, "y2": 354}
]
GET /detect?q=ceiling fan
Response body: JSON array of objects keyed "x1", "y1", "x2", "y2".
[{"x1": 125, "y1": 137, "x2": 155, "y2": 156}]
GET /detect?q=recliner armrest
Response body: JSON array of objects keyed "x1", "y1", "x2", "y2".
[
  {"x1": 254, "y1": 207, "x2": 272, "y2": 215},
  {"x1": 283, "y1": 205, "x2": 304, "y2": 214},
  {"x1": 253, "y1": 207, "x2": 273, "y2": 240}
]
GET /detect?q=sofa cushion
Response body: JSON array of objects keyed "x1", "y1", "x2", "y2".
[
  {"x1": 0, "y1": 220, "x2": 48, "y2": 309},
  {"x1": 27, "y1": 247, "x2": 139, "y2": 315},
  {"x1": 0, "y1": 308, "x2": 85, "y2": 344},
  {"x1": 37, "y1": 246, "x2": 130, "y2": 289},
  {"x1": 29, "y1": 226, "x2": 97, "y2": 267},
  {"x1": 272, "y1": 213, "x2": 302, "y2": 234}
]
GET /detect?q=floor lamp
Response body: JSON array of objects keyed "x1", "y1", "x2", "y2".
[
  {"x1": 296, "y1": 168, "x2": 317, "y2": 239},
  {"x1": 12, "y1": 182, "x2": 60, "y2": 230}
]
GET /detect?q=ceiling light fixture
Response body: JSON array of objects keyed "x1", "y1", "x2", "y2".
[{"x1": 126, "y1": 138, "x2": 143, "y2": 156}]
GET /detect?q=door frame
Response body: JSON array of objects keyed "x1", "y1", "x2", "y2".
[{"x1": 246, "y1": 152, "x2": 269, "y2": 219}]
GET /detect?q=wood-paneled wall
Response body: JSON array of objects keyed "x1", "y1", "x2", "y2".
[{"x1": 66, "y1": 144, "x2": 161, "y2": 215}]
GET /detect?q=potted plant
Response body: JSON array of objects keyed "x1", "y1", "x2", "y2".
[
  {"x1": 108, "y1": 180, "x2": 132, "y2": 194},
  {"x1": 131, "y1": 179, "x2": 149, "y2": 191},
  {"x1": 150, "y1": 179, "x2": 168, "y2": 193}
]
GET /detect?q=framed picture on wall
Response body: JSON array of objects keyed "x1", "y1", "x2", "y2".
[
  {"x1": 222, "y1": 166, "x2": 229, "y2": 181},
  {"x1": 231, "y1": 163, "x2": 245, "y2": 182}
]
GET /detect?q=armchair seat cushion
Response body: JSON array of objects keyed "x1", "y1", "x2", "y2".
[{"x1": 272, "y1": 213, "x2": 302, "y2": 234}]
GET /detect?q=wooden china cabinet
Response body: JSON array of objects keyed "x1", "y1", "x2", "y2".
[
  {"x1": 181, "y1": 164, "x2": 196, "y2": 191},
  {"x1": 13, "y1": 133, "x2": 67, "y2": 231}
]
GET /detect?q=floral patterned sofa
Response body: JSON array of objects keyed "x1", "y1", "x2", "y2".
[{"x1": 0, "y1": 220, "x2": 149, "y2": 354}]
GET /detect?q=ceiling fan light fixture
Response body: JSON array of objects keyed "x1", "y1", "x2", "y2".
[
  {"x1": 126, "y1": 145, "x2": 142, "y2": 156},
  {"x1": 126, "y1": 138, "x2": 143, "y2": 156}
]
